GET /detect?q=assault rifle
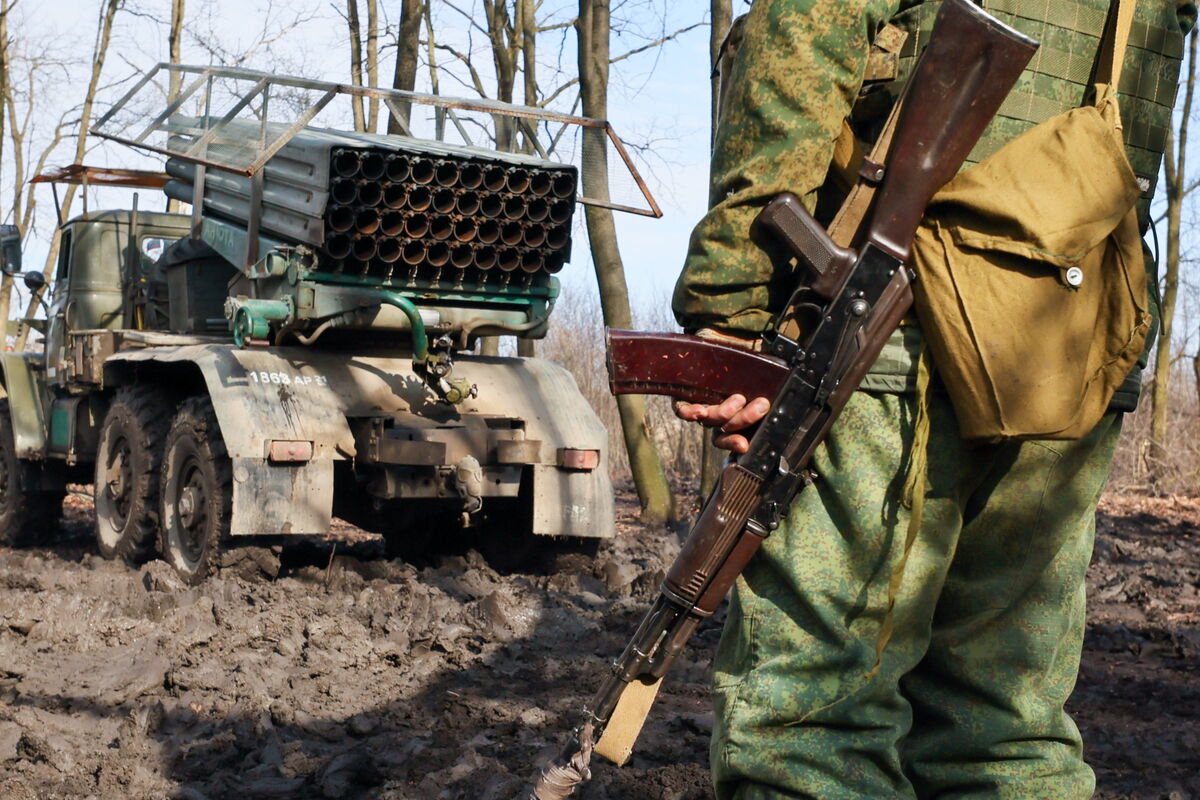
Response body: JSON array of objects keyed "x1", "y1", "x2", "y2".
[{"x1": 529, "y1": 1, "x2": 1037, "y2": 795}]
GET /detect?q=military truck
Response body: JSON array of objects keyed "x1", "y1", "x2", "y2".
[{"x1": 0, "y1": 65, "x2": 661, "y2": 583}]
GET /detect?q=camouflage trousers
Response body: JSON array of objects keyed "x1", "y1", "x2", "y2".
[{"x1": 711, "y1": 388, "x2": 1121, "y2": 799}]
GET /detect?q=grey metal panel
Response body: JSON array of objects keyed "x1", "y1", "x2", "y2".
[
  {"x1": 167, "y1": 116, "x2": 574, "y2": 171},
  {"x1": 1, "y1": 353, "x2": 47, "y2": 457},
  {"x1": 531, "y1": 465, "x2": 615, "y2": 539},
  {"x1": 168, "y1": 136, "x2": 329, "y2": 189},
  {"x1": 164, "y1": 180, "x2": 324, "y2": 246},
  {"x1": 103, "y1": 344, "x2": 353, "y2": 460},
  {"x1": 230, "y1": 457, "x2": 333, "y2": 536},
  {"x1": 165, "y1": 159, "x2": 328, "y2": 217}
]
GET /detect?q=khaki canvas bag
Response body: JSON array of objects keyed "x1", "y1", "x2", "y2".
[{"x1": 909, "y1": 0, "x2": 1149, "y2": 441}]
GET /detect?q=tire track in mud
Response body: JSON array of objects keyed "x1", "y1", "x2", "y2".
[{"x1": 0, "y1": 490, "x2": 1195, "y2": 799}]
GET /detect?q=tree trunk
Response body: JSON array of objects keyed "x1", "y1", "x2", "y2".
[
  {"x1": 519, "y1": 0, "x2": 536, "y2": 154},
  {"x1": 577, "y1": 0, "x2": 676, "y2": 525},
  {"x1": 346, "y1": 0, "x2": 366, "y2": 132},
  {"x1": 166, "y1": 0, "x2": 185, "y2": 211},
  {"x1": 365, "y1": 0, "x2": 379, "y2": 131},
  {"x1": 1194, "y1": 334, "x2": 1200, "y2": 415},
  {"x1": 709, "y1": 0, "x2": 731, "y2": 149},
  {"x1": 699, "y1": 0, "x2": 734, "y2": 499},
  {"x1": 47, "y1": 0, "x2": 123, "y2": 272},
  {"x1": 387, "y1": 0, "x2": 423, "y2": 133},
  {"x1": 1150, "y1": 28, "x2": 1196, "y2": 486},
  {"x1": 483, "y1": 0, "x2": 518, "y2": 150},
  {"x1": 423, "y1": 2, "x2": 445, "y2": 140},
  {"x1": 168, "y1": 0, "x2": 185, "y2": 101},
  {"x1": 0, "y1": 0, "x2": 10, "y2": 195}
]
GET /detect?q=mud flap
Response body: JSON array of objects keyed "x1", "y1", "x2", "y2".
[
  {"x1": 230, "y1": 457, "x2": 333, "y2": 536},
  {"x1": 531, "y1": 465, "x2": 615, "y2": 538}
]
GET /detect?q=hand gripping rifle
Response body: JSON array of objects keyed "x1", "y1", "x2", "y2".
[{"x1": 528, "y1": 2, "x2": 1037, "y2": 796}]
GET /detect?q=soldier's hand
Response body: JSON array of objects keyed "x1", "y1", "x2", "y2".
[{"x1": 673, "y1": 394, "x2": 770, "y2": 454}]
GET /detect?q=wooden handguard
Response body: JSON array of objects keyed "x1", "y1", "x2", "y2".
[{"x1": 606, "y1": 329, "x2": 789, "y2": 406}]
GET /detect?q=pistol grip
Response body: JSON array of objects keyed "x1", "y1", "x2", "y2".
[{"x1": 757, "y1": 193, "x2": 854, "y2": 299}]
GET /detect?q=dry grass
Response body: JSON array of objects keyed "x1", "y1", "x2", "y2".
[
  {"x1": 537, "y1": 287, "x2": 704, "y2": 486},
  {"x1": 1108, "y1": 376, "x2": 1200, "y2": 497}
]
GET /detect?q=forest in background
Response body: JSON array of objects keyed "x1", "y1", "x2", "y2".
[{"x1": 0, "y1": 0, "x2": 1196, "y2": 507}]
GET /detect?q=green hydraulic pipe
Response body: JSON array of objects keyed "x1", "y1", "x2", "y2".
[{"x1": 376, "y1": 291, "x2": 429, "y2": 365}]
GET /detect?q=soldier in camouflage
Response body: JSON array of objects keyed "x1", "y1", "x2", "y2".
[{"x1": 672, "y1": 1, "x2": 1195, "y2": 797}]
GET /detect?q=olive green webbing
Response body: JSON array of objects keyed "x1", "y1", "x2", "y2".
[{"x1": 886, "y1": 0, "x2": 1185, "y2": 220}]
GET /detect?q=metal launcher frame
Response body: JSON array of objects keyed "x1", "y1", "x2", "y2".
[{"x1": 91, "y1": 63, "x2": 662, "y2": 272}]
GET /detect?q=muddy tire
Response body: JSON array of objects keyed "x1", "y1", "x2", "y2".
[
  {"x1": 159, "y1": 397, "x2": 231, "y2": 585},
  {"x1": 94, "y1": 387, "x2": 171, "y2": 562},
  {"x1": 0, "y1": 402, "x2": 62, "y2": 546}
]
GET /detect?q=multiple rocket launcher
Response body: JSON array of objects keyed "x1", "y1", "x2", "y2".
[
  {"x1": 322, "y1": 148, "x2": 575, "y2": 279},
  {"x1": 163, "y1": 120, "x2": 578, "y2": 288}
]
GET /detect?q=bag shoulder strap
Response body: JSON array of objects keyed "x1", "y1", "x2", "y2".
[{"x1": 1095, "y1": 0, "x2": 1136, "y2": 89}]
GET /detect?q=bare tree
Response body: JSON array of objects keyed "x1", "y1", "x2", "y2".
[
  {"x1": 166, "y1": 0, "x2": 185, "y2": 212},
  {"x1": 185, "y1": 0, "x2": 319, "y2": 69},
  {"x1": 1151, "y1": 27, "x2": 1197, "y2": 484},
  {"x1": 346, "y1": 0, "x2": 366, "y2": 131},
  {"x1": 710, "y1": 0, "x2": 731, "y2": 146},
  {"x1": 1195, "y1": 332, "x2": 1200, "y2": 414},
  {"x1": 387, "y1": 0, "x2": 423, "y2": 132},
  {"x1": 59, "y1": 0, "x2": 124, "y2": 219},
  {"x1": 365, "y1": 0, "x2": 379, "y2": 130},
  {"x1": 423, "y1": 1, "x2": 444, "y2": 139},
  {"x1": 4, "y1": 53, "x2": 73, "y2": 236},
  {"x1": 168, "y1": 0, "x2": 185, "y2": 101},
  {"x1": 0, "y1": 0, "x2": 11, "y2": 191},
  {"x1": 0, "y1": 0, "x2": 69, "y2": 236},
  {"x1": 577, "y1": 0, "x2": 675, "y2": 524}
]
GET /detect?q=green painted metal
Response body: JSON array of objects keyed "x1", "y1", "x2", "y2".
[
  {"x1": 305, "y1": 269, "x2": 560, "y2": 302},
  {"x1": 885, "y1": 0, "x2": 1186, "y2": 218},
  {"x1": 49, "y1": 405, "x2": 71, "y2": 450},
  {"x1": 201, "y1": 216, "x2": 290, "y2": 273},
  {"x1": 0, "y1": 353, "x2": 47, "y2": 457},
  {"x1": 230, "y1": 297, "x2": 292, "y2": 346},
  {"x1": 376, "y1": 292, "x2": 429, "y2": 363}
]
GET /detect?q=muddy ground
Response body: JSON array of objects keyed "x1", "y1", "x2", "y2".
[{"x1": 0, "y1": 487, "x2": 1196, "y2": 800}]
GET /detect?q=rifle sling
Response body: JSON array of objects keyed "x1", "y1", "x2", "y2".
[{"x1": 775, "y1": 83, "x2": 906, "y2": 341}]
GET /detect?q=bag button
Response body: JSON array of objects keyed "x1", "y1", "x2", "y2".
[{"x1": 1065, "y1": 267, "x2": 1084, "y2": 288}]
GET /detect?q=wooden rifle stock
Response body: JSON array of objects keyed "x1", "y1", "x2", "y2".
[
  {"x1": 530, "y1": 1, "x2": 1039, "y2": 792},
  {"x1": 607, "y1": 1, "x2": 1037, "y2": 406},
  {"x1": 606, "y1": 329, "x2": 788, "y2": 405},
  {"x1": 868, "y1": 0, "x2": 1038, "y2": 260}
]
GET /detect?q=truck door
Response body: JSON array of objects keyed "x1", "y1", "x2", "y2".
[{"x1": 43, "y1": 226, "x2": 74, "y2": 387}]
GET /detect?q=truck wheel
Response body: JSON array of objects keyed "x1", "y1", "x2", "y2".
[
  {"x1": 159, "y1": 397, "x2": 230, "y2": 585},
  {"x1": 0, "y1": 402, "x2": 62, "y2": 546},
  {"x1": 95, "y1": 387, "x2": 171, "y2": 562}
]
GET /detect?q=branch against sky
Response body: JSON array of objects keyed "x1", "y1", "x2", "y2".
[{"x1": 1151, "y1": 27, "x2": 1199, "y2": 484}]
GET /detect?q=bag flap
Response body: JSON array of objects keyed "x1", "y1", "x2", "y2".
[{"x1": 925, "y1": 98, "x2": 1140, "y2": 269}]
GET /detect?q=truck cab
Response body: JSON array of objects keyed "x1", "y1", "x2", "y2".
[{"x1": 44, "y1": 210, "x2": 192, "y2": 388}]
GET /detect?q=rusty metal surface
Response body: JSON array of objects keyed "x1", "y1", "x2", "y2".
[{"x1": 30, "y1": 165, "x2": 171, "y2": 189}]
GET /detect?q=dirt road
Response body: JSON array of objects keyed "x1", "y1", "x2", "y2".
[{"x1": 0, "y1": 489, "x2": 1196, "y2": 799}]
